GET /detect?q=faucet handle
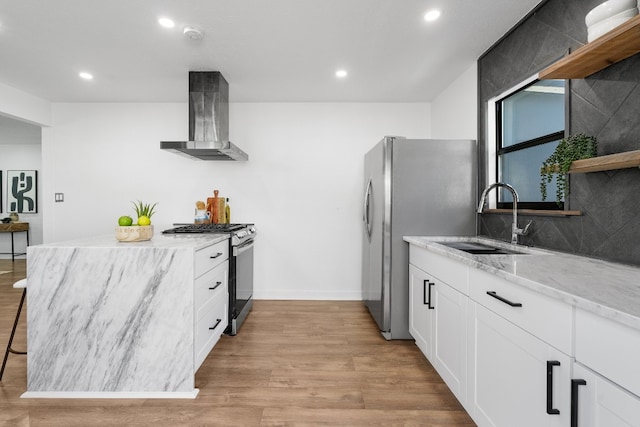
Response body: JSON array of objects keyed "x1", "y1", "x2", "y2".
[{"x1": 517, "y1": 220, "x2": 533, "y2": 236}]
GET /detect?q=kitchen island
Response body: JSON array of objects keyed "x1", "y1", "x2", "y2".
[{"x1": 23, "y1": 232, "x2": 229, "y2": 399}]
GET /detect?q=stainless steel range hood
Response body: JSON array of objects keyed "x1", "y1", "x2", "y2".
[{"x1": 161, "y1": 72, "x2": 248, "y2": 161}]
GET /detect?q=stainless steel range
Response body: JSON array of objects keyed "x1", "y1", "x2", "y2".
[{"x1": 162, "y1": 223, "x2": 256, "y2": 335}]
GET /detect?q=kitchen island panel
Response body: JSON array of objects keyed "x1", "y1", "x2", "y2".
[{"x1": 26, "y1": 245, "x2": 194, "y2": 394}]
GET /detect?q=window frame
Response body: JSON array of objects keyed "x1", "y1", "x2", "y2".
[{"x1": 487, "y1": 75, "x2": 568, "y2": 211}]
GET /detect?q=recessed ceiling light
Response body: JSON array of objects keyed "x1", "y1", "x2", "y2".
[
  {"x1": 336, "y1": 69, "x2": 348, "y2": 78},
  {"x1": 158, "y1": 17, "x2": 175, "y2": 28},
  {"x1": 424, "y1": 10, "x2": 441, "y2": 22},
  {"x1": 79, "y1": 72, "x2": 93, "y2": 80}
]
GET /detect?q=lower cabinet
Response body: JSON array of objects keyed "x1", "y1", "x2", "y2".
[
  {"x1": 409, "y1": 263, "x2": 467, "y2": 406},
  {"x1": 407, "y1": 243, "x2": 640, "y2": 427},
  {"x1": 571, "y1": 362, "x2": 640, "y2": 427},
  {"x1": 468, "y1": 302, "x2": 571, "y2": 427},
  {"x1": 409, "y1": 264, "x2": 434, "y2": 358},
  {"x1": 572, "y1": 308, "x2": 640, "y2": 427},
  {"x1": 194, "y1": 240, "x2": 229, "y2": 371}
]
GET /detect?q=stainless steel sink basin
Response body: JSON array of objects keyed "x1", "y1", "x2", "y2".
[{"x1": 439, "y1": 241, "x2": 530, "y2": 255}]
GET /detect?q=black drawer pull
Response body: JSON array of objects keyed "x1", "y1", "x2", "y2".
[
  {"x1": 209, "y1": 319, "x2": 222, "y2": 331},
  {"x1": 423, "y1": 280, "x2": 435, "y2": 309},
  {"x1": 486, "y1": 291, "x2": 522, "y2": 307},
  {"x1": 571, "y1": 379, "x2": 587, "y2": 427},
  {"x1": 210, "y1": 252, "x2": 223, "y2": 259},
  {"x1": 209, "y1": 281, "x2": 222, "y2": 290},
  {"x1": 546, "y1": 361, "x2": 561, "y2": 415}
]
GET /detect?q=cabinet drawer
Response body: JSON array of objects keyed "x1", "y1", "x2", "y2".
[
  {"x1": 195, "y1": 239, "x2": 229, "y2": 278},
  {"x1": 195, "y1": 262, "x2": 228, "y2": 322},
  {"x1": 409, "y1": 246, "x2": 469, "y2": 294},
  {"x1": 576, "y1": 309, "x2": 640, "y2": 397},
  {"x1": 195, "y1": 292, "x2": 228, "y2": 370},
  {"x1": 469, "y1": 269, "x2": 572, "y2": 355}
]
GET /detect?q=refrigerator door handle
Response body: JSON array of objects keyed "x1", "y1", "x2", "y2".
[{"x1": 363, "y1": 177, "x2": 373, "y2": 240}]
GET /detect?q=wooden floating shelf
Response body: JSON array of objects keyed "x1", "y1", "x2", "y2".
[
  {"x1": 484, "y1": 209, "x2": 582, "y2": 217},
  {"x1": 539, "y1": 14, "x2": 640, "y2": 79},
  {"x1": 568, "y1": 150, "x2": 640, "y2": 173}
]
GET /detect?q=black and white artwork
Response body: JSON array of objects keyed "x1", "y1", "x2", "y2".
[{"x1": 6, "y1": 170, "x2": 37, "y2": 213}]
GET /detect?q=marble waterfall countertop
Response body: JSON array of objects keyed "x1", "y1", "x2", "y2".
[
  {"x1": 404, "y1": 236, "x2": 640, "y2": 331},
  {"x1": 24, "y1": 232, "x2": 228, "y2": 398},
  {"x1": 31, "y1": 232, "x2": 229, "y2": 249}
]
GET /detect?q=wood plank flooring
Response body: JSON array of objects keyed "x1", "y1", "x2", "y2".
[{"x1": 0, "y1": 259, "x2": 475, "y2": 426}]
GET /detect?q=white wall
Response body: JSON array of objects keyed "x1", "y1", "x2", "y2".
[
  {"x1": 431, "y1": 63, "x2": 478, "y2": 140},
  {"x1": 0, "y1": 118, "x2": 43, "y2": 258},
  {"x1": 44, "y1": 102, "x2": 430, "y2": 299}
]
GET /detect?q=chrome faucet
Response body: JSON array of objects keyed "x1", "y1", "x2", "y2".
[{"x1": 477, "y1": 182, "x2": 532, "y2": 244}]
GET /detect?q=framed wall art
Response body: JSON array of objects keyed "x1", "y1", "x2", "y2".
[{"x1": 6, "y1": 170, "x2": 37, "y2": 214}]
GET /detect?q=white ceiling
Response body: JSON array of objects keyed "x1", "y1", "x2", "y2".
[{"x1": 0, "y1": 0, "x2": 542, "y2": 103}]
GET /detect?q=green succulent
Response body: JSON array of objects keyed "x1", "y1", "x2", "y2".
[{"x1": 132, "y1": 200, "x2": 157, "y2": 219}]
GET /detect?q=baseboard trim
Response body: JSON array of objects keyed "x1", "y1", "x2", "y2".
[{"x1": 21, "y1": 389, "x2": 200, "y2": 399}]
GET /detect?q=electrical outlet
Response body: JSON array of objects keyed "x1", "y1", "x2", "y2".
[{"x1": 55, "y1": 193, "x2": 64, "y2": 202}]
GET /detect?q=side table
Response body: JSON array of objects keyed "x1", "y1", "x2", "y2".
[{"x1": 0, "y1": 222, "x2": 29, "y2": 261}]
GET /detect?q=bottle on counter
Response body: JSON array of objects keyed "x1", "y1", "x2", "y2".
[{"x1": 225, "y1": 198, "x2": 231, "y2": 223}]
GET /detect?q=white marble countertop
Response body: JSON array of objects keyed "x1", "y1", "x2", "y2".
[
  {"x1": 30, "y1": 232, "x2": 228, "y2": 250},
  {"x1": 404, "y1": 236, "x2": 640, "y2": 331}
]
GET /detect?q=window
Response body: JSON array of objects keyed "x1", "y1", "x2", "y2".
[{"x1": 494, "y1": 79, "x2": 566, "y2": 209}]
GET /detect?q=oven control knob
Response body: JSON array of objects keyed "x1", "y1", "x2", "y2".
[{"x1": 236, "y1": 230, "x2": 247, "y2": 238}]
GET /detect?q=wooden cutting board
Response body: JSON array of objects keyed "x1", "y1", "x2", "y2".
[{"x1": 206, "y1": 190, "x2": 227, "y2": 224}]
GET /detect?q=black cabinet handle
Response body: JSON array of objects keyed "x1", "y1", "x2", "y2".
[
  {"x1": 209, "y1": 319, "x2": 222, "y2": 331},
  {"x1": 486, "y1": 291, "x2": 522, "y2": 307},
  {"x1": 546, "y1": 361, "x2": 561, "y2": 415},
  {"x1": 210, "y1": 252, "x2": 223, "y2": 259},
  {"x1": 208, "y1": 281, "x2": 222, "y2": 290},
  {"x1": 571, "y1": 379, "x2": 587, "y2": 427},
  {"x1": 423, "y1": 280, "x2": 435, "y2": 309}
]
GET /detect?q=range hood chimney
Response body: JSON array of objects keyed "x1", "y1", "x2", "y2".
[{"x1": 161, "y1": 72, "x2": 248, "y2": 161}]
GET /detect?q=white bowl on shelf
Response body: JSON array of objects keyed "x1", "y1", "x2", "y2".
[
  {"x1": 587, "y1": 7, "x2": 638, "y2": 41},
  {"x1": 585, "y1": 0, "x2": 638, "y2": 27}
]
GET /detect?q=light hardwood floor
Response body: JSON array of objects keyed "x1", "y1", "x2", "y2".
[{"x1": 1, "y1": 259, "x2": 475, "y2": 426}]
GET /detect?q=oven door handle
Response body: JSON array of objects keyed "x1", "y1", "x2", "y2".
[{"x1": 233, "y1": 239, "x2": 255, "y2": 256}]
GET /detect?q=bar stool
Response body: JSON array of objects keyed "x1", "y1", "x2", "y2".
[{"x1": 0, "y1": 278, "x2": 27, "y2": 381}]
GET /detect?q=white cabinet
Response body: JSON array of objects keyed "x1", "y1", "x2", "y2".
[
  {"x1": 408, "y1": 247, "x2": 468, "y2": 405},
  {"x1": 432, "y1": 278, "x2": 468, "y2": 403},
  {"x1": 575, "y1": 308, "x2": 640, "y2": 398},
  {"x1": 571, "y1": 363, "x2": 640, "y2": 427},
  {"x1": 467, "y1": 268, "x2": 573, "y2": 427},
  {"x1": 407, "y1": 241, "x2": 640, "y2": 427},
  {"x1": 193, "y1": 239, "x2": 229, "y2": 371},
  {"x1": 468, "y1": 302, "x2": 571, "y2": 427},
  {"x1": 409, "y1": 264, "x2": 434, "y2": 358},
  {"x1": 571, "y1": 308, "x2": 640, "y2": 427}
]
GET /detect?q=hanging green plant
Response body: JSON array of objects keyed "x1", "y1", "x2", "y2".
[{"x1": 540, "y1": 133, "x2": 597, "y2": 206}]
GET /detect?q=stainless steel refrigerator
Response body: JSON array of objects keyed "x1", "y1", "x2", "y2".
[{"x1": 362, "y1": 137, "x2": 477, "y2": 339}]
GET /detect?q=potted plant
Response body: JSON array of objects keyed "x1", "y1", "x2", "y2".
[{"x1": 540, "y1": 133, "x2": 597, "y2": 206}]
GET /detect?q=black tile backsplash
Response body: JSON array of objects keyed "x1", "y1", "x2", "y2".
[{"x1": 478, "y1": 0, "x2": 640, "y2": 266}]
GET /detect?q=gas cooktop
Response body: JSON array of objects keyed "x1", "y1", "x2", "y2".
[{"x1": 162, "y1": 223, "x2": 248, "y2": 234}]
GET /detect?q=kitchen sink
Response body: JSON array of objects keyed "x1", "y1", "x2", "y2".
[{"x1": 439, "y1": 241, "x2": 530, "y2": 255}]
